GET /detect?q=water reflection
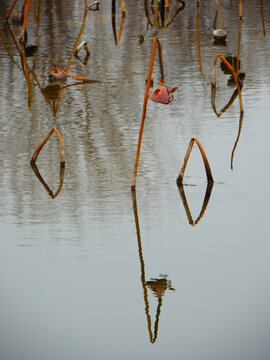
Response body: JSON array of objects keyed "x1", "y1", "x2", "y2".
[
  {"x1": 144, "y1": 0, "x2": 186, "y2": 29},
  {"x1": 112, "y1": 0, "x2": 126, "y2": 45},
  {"x1": 30, "y1": 163, "x2": 65, "y2": 199},
  {"x1": 132, "y1": 191, "x2": 175, "y2": 343},
  {"x1": 178, "y1": 183, "x2": 213, "y2": 226}
]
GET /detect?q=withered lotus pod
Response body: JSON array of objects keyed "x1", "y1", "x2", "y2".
[
  {"x1": 149, "y1": 85, "x2": 178, "y2": 104},
  {"x1": 213, "y1": 28, "x2": 227, "y2": 40}
]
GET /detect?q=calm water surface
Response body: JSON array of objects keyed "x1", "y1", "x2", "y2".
[{"x1": 0, "y1": 1, "x2": 270, "y2": 359}]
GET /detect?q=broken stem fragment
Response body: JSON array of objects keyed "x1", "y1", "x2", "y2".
[
  {"x1": 176, "y1": 137, "x2": 213, "y2": 186},
  {"x1": 30, "y1": 127, "x2": 65, "y2": 167}
]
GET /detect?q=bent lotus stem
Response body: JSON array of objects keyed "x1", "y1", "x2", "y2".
[
  {"x1": 30, "y1": 127, "x2": 65, "y2": 167},
  {"x1": 211, "y1": 54, "x2": 244, "y2": 115},
  {"x1": 53, "y1": 65, "x2": 99, "y2": 82},
  {"x1": 176, "y1": 137, "x2": 213, "y2": 186},
  {"x1": 131, "y1": 36, "x2": 164, "y2": 190}
]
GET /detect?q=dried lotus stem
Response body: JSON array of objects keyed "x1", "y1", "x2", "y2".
[
  {"x1": 176, "y1": 137, "x2": 213, "y2": 186},
  {"x1": 131, "y1": 36, "x2": 164, "y2": 190},
  {"x1": 30, "y1": 127, "x2": 65, "y2": 167},
  {"x1": 211, "y1": 54, "x2": 243, "y2": 115},
  {"x1": 19, "y1": 0, "x2": 32, "y2": 44},
  {"x1": 53, "y1": 65, "x2": 99, "y2": 82},
  {"x1": 4, "y1": 0, "x2": 19, "y2": 20}
]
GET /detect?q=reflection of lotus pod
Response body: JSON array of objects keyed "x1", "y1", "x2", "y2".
[
  {"x1": 213, "y1": 29, "x2": 227, "y2": 40},
  {"x1": 149, "y1": 85, "x2": 178, "y2": 104}
]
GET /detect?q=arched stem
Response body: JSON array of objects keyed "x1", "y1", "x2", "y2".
[
  {"x1": 30, "y1": 127, "x2": 65, "y2": 167},
  {"x1": 176, "y1": 137, "x2": 213, "y2": 185}
]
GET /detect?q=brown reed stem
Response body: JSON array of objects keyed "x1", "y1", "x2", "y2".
[
  {"x1": 30, "y1": 127, "x2": 65, "y2": 167},
  {"x1": 239, "y1": 0, "x2": 243, "y2": 20},
  {"x1": 131, "y1": 36, "x2": 164, "y2": 190},
  {"x1": 120, "y1": 0, "x2": 126, "y2": 15},
  {"x1": 216, "y1": 0, "x2": 223, "y2": 28},
  {"x1": 4, "y1": 0, "x2": 19, "y2": 20},
  {"x1": 237, "y1": 18, "x2": 242, "y2": 75},
  {"x1": 176, "y1": 137, "x2": 213, "y2": 185},
  {"x1": 211, "y1": 54, "x2": 244, "y2": 115},
  {"x1": 19, "y1": 0, "x2": 32, "y2": 44}
]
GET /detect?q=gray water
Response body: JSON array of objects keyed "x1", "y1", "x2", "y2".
[{"x1": 1, "y1": 1, "x2": 270, "y2": 359}]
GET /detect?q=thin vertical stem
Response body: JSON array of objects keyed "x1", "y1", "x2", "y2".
[
  {"x1": 237, "y1": 18, "x2": 242, "y2": 75},
  {"x1": 131, "y1": 37, "x2": 158, "y2": 190},
  {"x1": 260, "y1": 0, "x2": 266, "y2": 36},
  {"x1": 216, "y1": 0, "x2": 223, "y2": 28},
  {"x1": 19, "y1": 0, "x2": 32, "y2": 44},
  {"x1": 239, "y1": 0, "x2": 243, "y2": 20}
]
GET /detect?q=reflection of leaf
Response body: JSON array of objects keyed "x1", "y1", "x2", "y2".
[
  {"x1": 178, "y1": 183, "x2": 214, "y2": 226},
  {"x1": 30, "y1": 163, "x2": 65, "y2": 199}
]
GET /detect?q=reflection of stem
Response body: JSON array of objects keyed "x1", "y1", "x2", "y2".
[
  {"x1": 196, "y1": 0, "x2": 207, "y2": 83},
  {"x1": 239, "y1": 0, "x2": 243, "y2": 20},
  {"x1": 176, "y1": 137, "x2": 214, "y2": 186},
  {"x1": 131, "y1": 37, "x2": 164, "y2": 190},
  {"x1": 112, "y1": 1, "x2": 126, "y2": 46},
  {"x1": 237, "y1": 19, "x2": 242, "y2": 75},
  {"x1": 30, "y1": 127, "x2": 65, "y2": 167},
  {"x1": 66, "y1": 9, "x2": 88, "y2": 72},
  {"x1": 153, "y1": 297, "x2": 162, "y2": 343},
  {"x1": 4, "y1": 22, "x2": 33, "y2": 108},
  {"x1": 178, "y1": 183, "x2": 214, "y2": 225},
  {"x1": 211, "y1": 86, "x2": 240, "y2": 117},
  {"x1": 30, "y1": 163, "x2": 65, "y2": 199},
  {"x1": 260, "y1": 0, "x2": 266, "y2": 37},
  {"x1": 131, "y1": 191, "x2": 153, "y2": 343},
  {"x1": 33, "y1": 0, "x2": 40, "y2": 24},
  {"x1": 20, "y1": 47, "x2": 33, "y2": 108},
  {"x1": 231, "y1": 112, "x2": 244, "y2": 170},
  {"x1": 216, "y1": 0, "x2": 223, "y2": 29},
  {"x1": 211, "y1": 54, "x2": 243, "y2": 115}
]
